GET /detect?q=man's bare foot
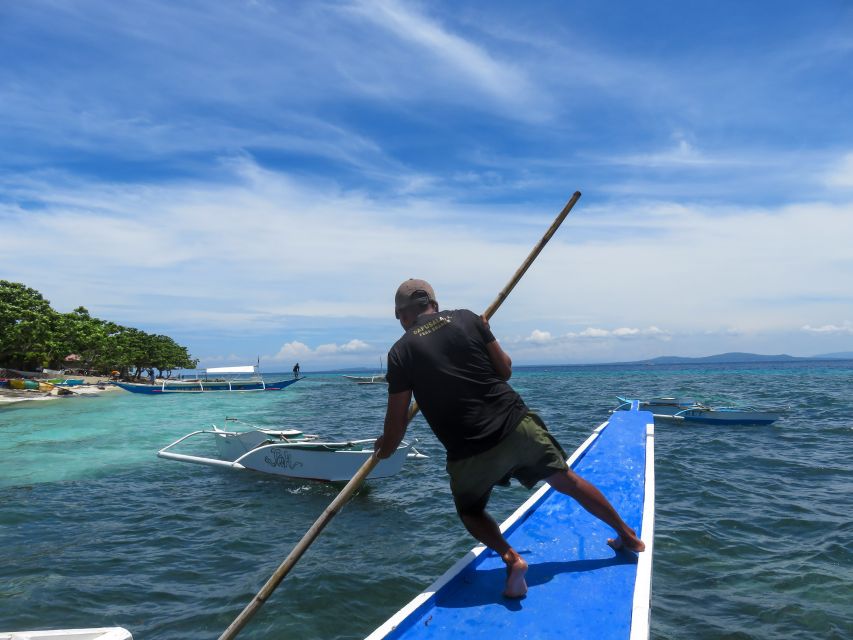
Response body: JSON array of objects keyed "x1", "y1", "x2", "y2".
[
  {"x1": 607, "y1": 529, "x2": 645, "y2": 554},
  {"x1": 501, "y1": 550, "x2": 528, "y2": 598}
]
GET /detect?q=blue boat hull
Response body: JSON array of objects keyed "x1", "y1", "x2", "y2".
[
  {"x1": 115, "y1": 378, "x2": 301, "y2": 394},
  {"x1": 676, "y1": 410, "x2": 779, "y2": 425},
  {"x1": 367, "y1": 407, "x2": 655, "y2": 640}
]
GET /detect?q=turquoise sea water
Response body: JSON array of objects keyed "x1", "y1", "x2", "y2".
[{"x1": 1, "y1": 361, "x2": 851, "y2": 639}]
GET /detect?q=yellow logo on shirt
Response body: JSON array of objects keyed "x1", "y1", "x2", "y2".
[{"x1": 412, "y1": 315, "x2": 452, "y2": 337}]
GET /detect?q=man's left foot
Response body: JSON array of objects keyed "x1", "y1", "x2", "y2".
[{"x1": 502, "y1": 550, "x2": 528, "y2": 598}]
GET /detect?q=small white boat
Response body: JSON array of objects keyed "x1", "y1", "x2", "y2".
[
  {"x1": 614, "y1": 396, "x2": 783, "y2": 425},
  {"x1": 157, "y1": 418, "x2": 426, "y2": 482},
  {"x1": 342, "y1": 357, "x2": 388, "y2": 385},
  {"x1": 341, "y1": 373, "x2": 387, "y2": 385},
  {"x1": 0, "y1": 629, "x2": 132, "y2": 639}
]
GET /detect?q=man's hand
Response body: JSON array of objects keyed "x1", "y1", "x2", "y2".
[{"x1": 373, "y1": 434, "x2": 395, "y2": 459}]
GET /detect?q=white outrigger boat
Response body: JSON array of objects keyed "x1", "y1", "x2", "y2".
[
  {"x1": 614, "y1": 396, "x2": 783, "y2": 425},
  {"x1": 342, "y1": 357, "x2": 388, "y2": 385},
  {"x1": 342, "y1": 373, "x2": 387, "y2": 385},
  {"x1": 157, "y1": 418, "x2": 426, "y2": 482}
]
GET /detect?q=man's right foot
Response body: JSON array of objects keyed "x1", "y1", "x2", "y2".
[
  {"x1": 502, "y1": 551, "x2": 528, "y2": 598},
  {"x1": 607, "y1": 527, "x2": 645, "y2": 553}
]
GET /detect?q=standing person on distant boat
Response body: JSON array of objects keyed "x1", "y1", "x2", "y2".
[
  {"x1": 292, "y1": 362, "x2": 300, "y2": 379},
  {"x1": 374, "y1": 279, "x2": 645, "y2": 599}
]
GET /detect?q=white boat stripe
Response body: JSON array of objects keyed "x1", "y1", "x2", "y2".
[{"x1": 629, "y1": 422, "x2": 656, "y2": 640}]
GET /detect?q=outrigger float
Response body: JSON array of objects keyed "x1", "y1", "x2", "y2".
[
  {"x1": 157, "y1": 418, "x2": 427, "y2": 482},
  {"x1": 366, "y1": 403, "x2": 655, "y2": 640},
  {"x1": 614, "y1": 396, "x2": 783, "y2": 425}
]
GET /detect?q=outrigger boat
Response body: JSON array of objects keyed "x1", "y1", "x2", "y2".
[
  {"x1": 367, "y1": 403, "x2": 655, "y2": 639},
  {"x1": 157, "y1": 418, "x2": 427, "y2": 482},
  {"x1": 115, "y1": 366, "x2": 301, "y2": 394},
  {"x1": 342, "y1": 373, "x2": 387, "y2": 385},
  {"x1": 614, "y1": 396, "x2": 782, "y2": 425},
  {"x1": 342, "y1": 357, "x2": 388, "y2": 385},
  {"x1": 44, "y1": 378, "x2": 85, "y2": 387}
]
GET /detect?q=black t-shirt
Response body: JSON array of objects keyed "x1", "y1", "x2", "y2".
[{"x1": 386, "y1": 309, "x2": 528, "y2": 461}]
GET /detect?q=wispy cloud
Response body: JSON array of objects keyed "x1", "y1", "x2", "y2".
[
  {"x1": 604, "y1": 136, "x2": 740, "y2": 169},
  {"x1": 802, "y1": 322, "x2": 853, "y2": 335},
  {"x1": 824, "y1": 153, "x2": 853, "y2": 190},
  {"x1": 522, "y1": 326, "x2": 669, "y2": 345},
  {"x1": 343, "y1": 0, "x2": 543, "y2": 115}
]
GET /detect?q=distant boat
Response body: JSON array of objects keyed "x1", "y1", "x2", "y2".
[
  {"x1": 114, "y1": 366, "x2": 301, "y2": 394},
  {"x1": 342, "y1": 373, "x2": 387, "y2": 385},
  {"x1": 342, "y1": 356, "x2": 388, "y2": 385},
  {"x1": 45, "y1": 378, "x2": 85, "y2": 386},
  {"x1": 157, "y1": 417, "x2": 427, "y2": 481},
  {"x1": 614, "y1": 396, "x2": 783, "y2": 425}
]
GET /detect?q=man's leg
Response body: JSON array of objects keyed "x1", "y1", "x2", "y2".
[
  {"x1": 457, "y1": 506, "x2": 528, "y2": 598},
  {"x1": 546, "y1": 469, "x2": 645, "y2": 552}
]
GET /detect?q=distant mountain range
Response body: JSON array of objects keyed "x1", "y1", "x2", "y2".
[
  {"x1": 633, "y1": 351, "x2": 853, "y2": 365},
  {"x1": 813, "y1": 351, "x2": 853, "y2": 359},
  {"x1": 311, "y1": 351, "x2": 853, "y2": 373}
]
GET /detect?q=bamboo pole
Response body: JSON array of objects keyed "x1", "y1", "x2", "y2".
[
  {"x1": 407, "y1": 190, "x2": 581, "y2": 422},
  {"x1": 218, "y1": 191, "x2": 581, "y2": 640}
]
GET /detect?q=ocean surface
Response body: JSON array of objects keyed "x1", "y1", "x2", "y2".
[{"x1": 1, "y1": 361, "x2": 851, "y2": 639}]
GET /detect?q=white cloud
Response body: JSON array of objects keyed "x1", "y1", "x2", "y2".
[
  {"x1": 612, "y1": 327, "x2": 640, "y2": 337},
  {"x1": 578, "y1": 327, "x2": 610, "y2": 338},
  {"x1": 802, "y1": 323, "x2": 853, "y2": 335},
  {"x1": 526, "y1": 329, "x2": 552, "y2": 343},
  {"x1": 270, "y1": 338, "x2": 370, "y2": 362},
  {"x1": 271, "y1": 341, "x2": 314, "y2": 361},
  {"x1": 316, "y1": 339, "x2": 370, "y2": 354},
  {"x1": 568, "y1": 327, "x2": 670, "y2": 340}
]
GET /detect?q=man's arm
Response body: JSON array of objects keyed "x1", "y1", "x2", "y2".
[
  {"x1": 481, "y1": 314, "x2": 512, "y2": 380},
  {"x1": 374, "y1": 389, "x2": 413, "y2": 459},
  {"x1": 486, "y1": 340, "x2": 512, "y2": 380}
]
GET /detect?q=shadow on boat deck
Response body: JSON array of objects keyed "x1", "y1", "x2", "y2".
[{"x1": 434, "y1": 553, "x2": 638, "y2": 610}]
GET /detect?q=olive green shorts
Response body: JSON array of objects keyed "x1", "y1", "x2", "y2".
[{"x1": 447, "y1": 413, "x2": 568, "y2": 513}]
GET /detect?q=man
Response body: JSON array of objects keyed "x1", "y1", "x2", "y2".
[
  {"x1": 292, "y1": 362, "x2": 300, "y2": 379},
  {"x1": 374, "y1": 279, "x2": 644, "y2": 599}
]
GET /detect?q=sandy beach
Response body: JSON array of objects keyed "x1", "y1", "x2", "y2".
[{"x1": 0, "y1": 375, "x2": 122, "y2": 405}]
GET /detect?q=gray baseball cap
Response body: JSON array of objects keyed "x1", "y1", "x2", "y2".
[{"x1": 394, "y1": 278, "x2": 437, "y2": 317}]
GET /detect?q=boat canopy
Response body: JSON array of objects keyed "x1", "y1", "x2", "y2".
[{"x1": 206, "y1": 366, "x2": 256, "y2": 374}]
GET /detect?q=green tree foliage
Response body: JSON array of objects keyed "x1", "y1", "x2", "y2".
[
  {"x1": 0, "y1": 280, "x2": 198, "y2": 374},
  {"x1": 0, "y1": 281, "x2": 57, "y2": 370}
]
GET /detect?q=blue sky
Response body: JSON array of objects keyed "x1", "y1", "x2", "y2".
[{"x1": 2, "y1": 0, "x2": 852, "y2": 370}]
